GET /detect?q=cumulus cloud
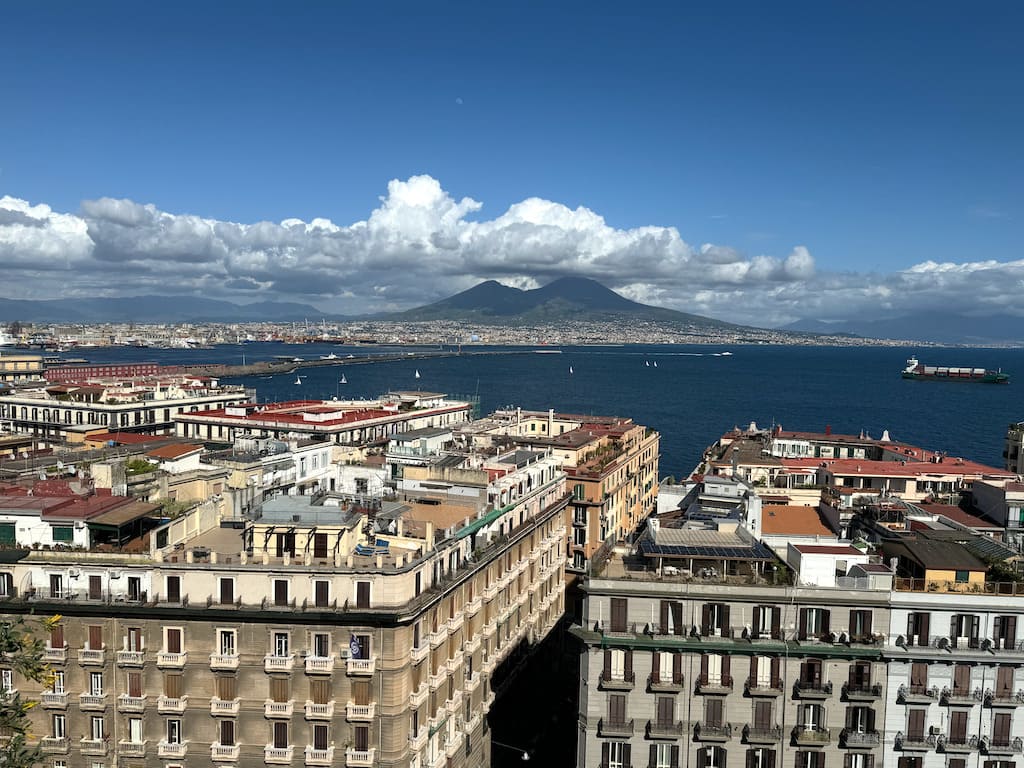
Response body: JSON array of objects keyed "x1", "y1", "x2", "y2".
[{"x1": 1, "y1": 176, "x2": 1023, "y2": 326}]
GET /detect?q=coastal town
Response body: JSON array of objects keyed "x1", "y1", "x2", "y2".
[{"x1": 0, "y1": 353, "x2": 1021, "y2": 768}]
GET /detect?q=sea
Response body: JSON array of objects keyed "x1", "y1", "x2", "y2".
[{"x1": 69, "y1": 343, "x2": 1024, "y2": 478}]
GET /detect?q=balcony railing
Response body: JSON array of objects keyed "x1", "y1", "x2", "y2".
[
  {"x1": 158, "y1": 694, "x2": 188, "y2": 713},
  {"x1": 116, "y1": 650, "x2": 145, "y2": 666},
  {"x1": 894, "y1": 731, "x2": 936, "y2": 751},
  {"x1": 40, "y1": 737, "x2": 68, "y2": 753},
  {"x1": 304, "y1": 700, "x2": 335, "y2": 720},
  {"x1": 117, "y1": 694, "x2": 146, "y2": 712},
  {"x1": 43, "y1": 646, "x2": 68, "y2": 663},
  {"x1": 79, "y1": 693, "x2": 106, "y2": 709},
  {"x1": 409, "y1": 683, "x2": 428, "y2": 708},
  {"x1": 940, "y1": 687, "x2": 983, "y2": 706},
  {"x1": 936, "y1": 734, "x2": 979, "y2": 753},
  {"x1": 346, "y1": 702, "x2": 376, "y2": 721},
  {"x1": 346, "y1": 657, "x2": 375, "y2": 676},
  {"x1": 898, "y1": 684, "x2": 940, "y2": 703},
  {"x1": 118, "y1": 740, "x2": 146, "y2": 756},
  {"x1": 598, "y1": 670, "x2": 635, "y2": 691},
  {"x1": 983, "y1": 736, "x2": 1024, "y2": 755},
  {"x1": 156, "y1": 651, "x2": 187, "y2": 668},
  {"x1": 793, "y1": 680, "x2": 833, "y2": 699},
  {"x1": 210, "y1": 697, "x2": 240, "y2": 715},
  {"x1": 211, "y1": 743, "x2": 240, "y2": 761},
  {"x1": 841, "y1": 729, "x2": 881, "y2": 748},
  {"x1": 265, "y1": 700, "x2": 294, "y2": 718},
  {"x1": 304, "y1": 746, "x2": 334, "y2": 765},
  {"x1": 80, "y1": 738, "x2": 107, "y2": 755},
  {"x1": 158, "y1": 741, "x2": 188, "y2": 758},
  {"x1": 696, "y1": 674, "x2": 734, "y2": 694},
  {"x1": 985, "y1": 689, "x2": 1024, "y2": 707},
  {"x1": 345, "y1": 747, "x2": 376, "y2": 767},
  {"x1": 410, "y1": 725, "x2": 429, "y2": 751},
  {"x1": 40, "y1": 691, "x2": 68, "y2": 708},
  {"x1": 264, "y1": 654, "x2": 295, "y2": 672},
  {"x1": 597, "y1": 718, "x2": 635, "y2": 738},
  {"x1": 843, "y1": 682, "x2": 883, "y2": 701},
  {"x1": 265, "y1": 745, "x2": 294, "y2": 763},
  {"x1": 78, "y1": 648, "x2": 105, "y2": 665},
  {"x1": 792, "y1": 726, "x2": 832, "y2": 746},
  {"x1": 647, "y1": 719, "x2": 685, "y2": 739},
  {"x1": 648, "y1": 673, "x2": 685, "y2": 693},
  {"x1": 695, "y1": 722, "x2": 733, "y2": 742},
  {"x1": 743, "y1": 724, "x2": 782, "y2": 744},
  {"x1": 746, "y1": 678, "x2": 784, "y2": 697},
  {"x1": 210, "y1": 653, "x2": 240, "y2": 671}
]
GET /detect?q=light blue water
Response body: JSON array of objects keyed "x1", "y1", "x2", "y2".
[{"x1": 75, "y1": 343, "x2": 1024, "y2": 477}]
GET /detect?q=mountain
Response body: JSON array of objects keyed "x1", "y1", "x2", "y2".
[
  {"x1": 782, "y1": 311, "x2": 1024, "y2": 345},
  {"x1": 390, "y1": 276, "x2": 742, "y2": 329},
  {"x1": 0, "y1": 296, "x2": 339, "y2": 324}
]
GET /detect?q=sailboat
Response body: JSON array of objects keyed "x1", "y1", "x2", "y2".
[
  {"x1": 414, "y1": 370, "x2": 420, "y2": 379},
  {"x1": 653, "y1": 360, "x2": 658, "y2": 368},
  {"x1": 340, "y1": 374, "x2": 347, "y2": 384},
  {"x1": 569, "y1": 365, "x2": 574, "y2": 375},
  {"x1": 645, "y1": 360, "x2": 650, "y2": 367},
  {"x1": 294, "y1": 375, "x2": 305, "y2": 385}
]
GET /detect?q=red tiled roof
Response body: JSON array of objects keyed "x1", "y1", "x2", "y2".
[
  {"x1": 761, "y1": 505, "x2": 834, "y2": 536},
  {"x1": 146, "y1": 443, "x2": 202, "y2": 460}
]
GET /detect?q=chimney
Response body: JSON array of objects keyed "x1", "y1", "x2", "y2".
[{"x1": 825, "y1": 425, "x2": 832, "y2": 436}]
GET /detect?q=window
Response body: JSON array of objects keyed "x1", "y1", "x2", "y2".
[
  {"x1": 165, "y1": 627, "x2": 182, "y2": 654},
  {"x1": 127, "y1": 717, "x2": 143, "y2": 744},
  {"x1": 799, "y1": 607, "x2": 830, "y2": 640},
  {"x1": 164, "y1": 673, "x2": 183, "y2": 699},
  {"x1": 992, "y1": 713, "x2": 1013, "y2": 748},
  {"x1": 700, "y1": 654, "x2": 730, "y2": 687},
  {"x1": 652, "y1": 743, "x2": 679, "y2": 768},
  {"x1": 216, "y1": 676, "x2": 236, "y2": 700},
  {"x1": 89, "y1": 672, "x2": 103, "y2": 696},
  {"x1": 273, "y1": 579, "x2": 289, "y2": 607},
  {"x1": 218, "y1": 630, "x2": 236, "y2": 656},
  {"x1": 602, "y1": 649, "x2": 632, "y2": 682},
  {"x1": 87, "y1": 625, "x2": 103, "y2": 650},
  {"x1": 846, "y1": 706, "x2": 875, "y2": 734},
  {"x1": 52, "y1": 526, "x2": 73, "y2": 543},
  {"x1": 607, "y1": 693, "x2": 627, "y2": 725},
  {"x1": 312, "y1": 632, "x2": 331, "y2": 658},
  {"x1": 354, "y1": 725, "x2": 369, "y2": 751},
  {"x1": 313, "y1": 534, "x2": 329, "y2": 560},
  {"x1": 49, "y1": 625, "x2": 64, "y2": 650},
  {"x1": 800, "y1": 704, "x2": 824, "y2": 731},
  {"x1": 601, "y1": 742, "x2": 631, "y2": 768},
  {"x1": 997, "y1": 665, "x2": 1015, "y2": 697},
  {"x1": 0, "y1": 669, "x2": 12, "y2": 694},
  {"x1": 704, "y1": 698, "x2": 723, "y2": 727},
  {"x1": 356, "y1": 581, "x2": 370, "y2": 609},
  {"x1": 219, "y1": 578, "x2": 234, "y2": 605},
  {"x1": 952, "y1": 663, "x2": 971, "y2": 695},
  {"x1": 125, "y1": 627, "x2": 143, "y2": 652},
  {"x1": 655, "y1": 696, "x2": 675, "y2": 729},
  {"x1": 166, "y1": 719, "x2": 182, "y2": 744},
  {"x1": 950, "y1": 614, "x2": 980, "y2": 648},
  {"x1": 848, "y1": 662, "x2": 872, "y2": 692},
  {"x1": 906, "y1": 709, "x2": 926, "y2": 741},
  {"x1": 844, "y1": 756, "x2": 875, "y2": 768},
  {"x1": 995, "y1": 615, "x2": 1019, "y2": 650},
  {"x1": 701, "y1": 603, "x2": 730, "y2": 638},
  {"x1": 166, "y1": 575, "x2": 181, "y2": 603},
  {"x1": 314, "y1": 580, "x2": 329, "y2": 608},
  {"x1": 697, "y1": 746, "x2": 726, "y2": 768},
  {"x1": 90, "y1": 716, "x2": 105, "y2": 740},
  {"x1": 52, "y1": 713, "x2": 66, "y2": 739},
  {"x1": 312, "y1": 723, "x2": 329, "y2": 751},
  {"x1": 350, "y1": 633, "x2": 370, "y2": 660},
  {"x1": 949, "y1": 710, "x2": 969, "y2": 745},
  {"x1": 270, "y1": 677, "x2": 290, "y2": 703},
  {"x1": 272, "y1": 721, "x2": 289, "y2": 749},
  {"x1": 746, "y1": 748, "x2": 776, "y2": 768},
  {"x1": 753, "y1": 606, "x2": 779, "y2": 640},
  {"x1": 127, "y1": 576, "x2": 142, "y2": 602},
  {"x1": 751, "y1": 656, "x2": 780, "y2": 690},
  {"x1": 849, "y1": 610, "x2": 873, "y2": 642},
  {"x1": 799, "y1": 660, "x2": 824, "y2": 691},
  {"x1": 219, "y1": 719, "x2": 236, "y2": 746},
  {"x1": 909, "y1": 662, "x2": 928, "y2": 695},
  {"x1": 906, "y1": 612, "x2": 930, "y2": 646},
  {"x1": 273, "y1": 632, "x2": 290, "y2": 657},
  {"x1": 796, "y1": 753, "x2": 824, "y2": 768},
  {"x1": 659, "y1": 600, "x2": 684, "y2": 635},
  {"x1": 309, "y1": 679, "x2": 331, "y2": 705},
  {"x1": 126, "y1": 671, "x2": 142, "y2": 698},
  {"x1": 610, "y1": 598, "x2": 627, "y2": 633},
  {"x1": 51, "y1": 671, "x2": 65, "y2": 694}
]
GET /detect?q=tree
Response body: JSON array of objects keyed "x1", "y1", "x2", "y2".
[
  {"x1": 5, "y1": 322, "x2": 22, "y2": 337},
  {"x1": 0, "y1": 615, "x2": 61, "y2": 768}
]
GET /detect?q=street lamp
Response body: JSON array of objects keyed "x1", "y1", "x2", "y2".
[{"x1": 492, "y1": 740, "x2": 531, "y2": 762}]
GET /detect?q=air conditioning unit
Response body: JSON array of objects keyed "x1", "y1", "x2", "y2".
[
  {"x1": 68, "y1": 568, "x2": 80, "y2": 577},
  {"x1": 109, "y1": 571, "x2": 122, "y2": 579},
  {"x1": 339, "y1": 648, "x2": 350, "y2": 659}
]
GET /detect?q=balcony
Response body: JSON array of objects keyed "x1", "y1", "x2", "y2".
[
  {"x1": 346, "y1": 657, "x2": 375, "y2": 676},
  {"x1": 410, "y1": 726, "x2": 428, "y2": 751},
  {"x1": 647, "y1": 673, "x2": 684, "y2": 694},
  {"x1": 897, "y1": 684, "x2": 940, "y2": 704},
  {"x1": 345, "y1": 747, "x2": 376, "y2": 766},
  {"x1": 211, "y1": 743, "x2": 240, "y2": 761},
  {"x1": 346, "y1": 701, "x2": 376, "y2": 721},
  {"x1": 210, "y1": 652, "x2": 240, "y2": 671},
  {"x1": 265, "y1": 700, "x2": 295, "y2": 718},
  {"x1": 304, "y1": 700, "x2": 335, "y2": 720},
  {"x1": 303, "y1": 654, "x2": 334, "y2": 674},
  {"x1": 937, "y1": 735, "x2": 979, "y2": 754},
  {"x1": 428, "y1": 627, "x2": 447, "y2": 648},
  {"x1": 843, "y1": 683, "x2": 883, "y2": 702},
  {"x1": 409, "y1": 683, "x2": 428, "y2": 708},
  {"x1": 941, "y1": 687, "x2": 982, "y2": 706},
  {"x1": 793, "y1": 680, "x2": 833, "y2": 700},
  {"x1": 39, "y1": 737, "x2": 68, "y2": 753},
  {"x1": 743, "y1": 724, "x2": 781, "y2": 744},
  {"x1": 80, "y1": 738, "x2": 107, "y2": 755},
  {"x1": 983, "y1": 736, "x2": 1024, "y2": 755},
  {"x1": 117, "y1": 694, "x2": 146, "y2": 713},
  {"x1": 210, "y1": 697, "x2": 240, "y2": 716},
  {"x1": 116, "y1": 650, "x2": 145, "y2": 667},
  {"x1": 447, "y1": 689, "x2": 463, "y2": 715},
  {"x1": 156, "y1": 651, "x2": 187, "y2": 669},
  {"x1": 265, "y1": 745, "x2": 294, "y2": 764},
  {"x1": 894, "y1": 731, "x2": 935, "y2": 752},
  {"x1": 466, "y1": 672, "x2": 482, "y2": 694},
  {"x1": 746, "y1": 678, "x2": 784, "y2": 697},
  {"x1": 158, "y1": 694, "x2": 188, "y2": 714},
  {"x1": 465, "y1": 634, "x2": 481, "y2": 655},
  {"x1": 695, "y1": 723, "x2": 733, "y2": 742},
  {"x1": 841, "y1": 730, "x2": 881, "y2": 749},
  {"x1": 596, "y1": 669, "x2": 635, "y2": 691},
  {"x1": 647, "y1": 719, "x2": 685, "y2": 739},
  {"x1": 985, "y1": 689, "x2": 1024, "y2": 707},
  {"x1": 411, "y1": 643, "x2": 430, "y2": 664},
  {"x1": 40, "y1": 691, "x2": 68, "y2": 708},
  {"x1": 78, "y1": 648, "x2": 105, "y2": 665},
  {"x1": 597, "y1": 718, "x2": 635, "y2": 738},
  {"x1": 158, "y1": 741, "x2": 188, "y2": 758},
  {"x1": 305, "y1": 746, "x2": 334, "y2": 766},
  {"x1": 43, "y1": 646, "x2": 68, "y2": 664},
  {"x1": 696, "y1": 675, "x2": 734, "y2": 695},
  {"x1": 466, "y1": 595, "x2": 483, "y2": 616},
  {"x1": 79, "y1": 693, "x2": 107, "y2": 710},
  {"x1": 118, "y1": 740, "x2": 147, "y2": 756},
  {"x1": 448, "y1": 611, "x2": 465, "y2": 633},
  {"x1": 265, "y1": 653, "x2": 296, "y2": 673},
  {"x1": 792, "y1": 726, "x2": 832, "y2": 746}
]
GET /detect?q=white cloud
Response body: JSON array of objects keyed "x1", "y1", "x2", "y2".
[{"x1": 1, "y1": 176, "x2": 1023, "y2": 326}]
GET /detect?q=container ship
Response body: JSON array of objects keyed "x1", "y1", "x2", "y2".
[{"x1": 901, "y1": 356, "x2": 1009, "y2": 383}]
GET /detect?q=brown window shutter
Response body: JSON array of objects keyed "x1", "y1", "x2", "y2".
[
  {"x1": 798, "y1": 609, "x2": 807, "y2": 640},
  {"x1": 353, "y1": 680, "x2": 370, "y2": 706},
  {"x1": 50, "y1": 625, "x2": 64, "y2": 648},
  {"x1": 771, "y1": 607, "x2": 781, "y2": 639},
  {"x1": 220, "y1": 719, "x2": 235, "y2": 746},
  {"x1": 770, "y1": 657, "x2": 781, "y2": 687},
  {"x1": 166, "y1": 628, "x2": 181, "y2": 654},
  {"x1": 672, "y1": 653, "x2": 683, "y2": 683},
  {"x1": 700, "y1": 654, "x2": 709, "y2": 681},
  {"x1": 624, "y1": 650, "x2": 633, "y2": 680},
  {"x1": 722, "y1": 654, "x2": 731, "y2": 680},
  {"x1": 88, "y1": 625, "x2": 103, "y2": 650},
  {"x1": 270, "y1": 677, "x2": 289, "y2": 702},
  {"x1": 217, "y1": 675, "x2": 236, "y2": 700},
  {"x1": 660, "y1": 601, "x2": 669, "y2": 633},
  {"x1": 315, "y1": 581, "x2": 329, "y2": 607},
  {"x1": 310, "y1": 679, "x2": 330, "y2": 705},
  {"x1": 752, "y1": 607, "x2": 762, "y2": 638},
  {"x1": 127, "y1": 672, "x2": 142, "y2": 697},
  {"x1": 721, "y1": 605, "x2": 731, "y2": 635},
  {"x1": 651, "y1": 651, "x2": 660, "y2": 681},
  {"x1": 164, "y1": 673, "x2": 182, "y2": 698},
  {"x1": 603, "y1": 649, "x2": 611, "y2": 678},
  {"x1": 701, "y1": 604, "x2": 711, "y2": 635}
]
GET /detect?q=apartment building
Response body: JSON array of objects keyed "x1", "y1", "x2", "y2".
[
  {"x1": 1005, "y1": 424, "x2": 1024, "y2": 476},
  {"x1": 1, "y1": 445, "x2": 569, "y2": 768}
]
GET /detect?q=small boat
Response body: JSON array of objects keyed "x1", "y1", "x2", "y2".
[
  {"x1": 414, "y1": 370, "x2": 420, "y2": 379},
  {"x1": 645, "y1": 360, "x2": 650, "y2": 367},
  {"x1": 320, "y1": 353, "x2": 338, "y2": 360},
  {"x1": 340, "y1": 375, "x2": 347, "y2": 384},
  {"x1": 294, "y1": 375, "x2": 305, "y2": 385},
  {"x1": 292, "y1": 357, "x2": 304, "y2": 363},
  {"x1": 653, "y1": 361, "x2": 658, "y2": 368},
  {"x1": 721, "y1": 351, "x2": 733, "y2": 356},
  {"x1": 569, "y1": 365, "x2": 574, "y2": 375},
  {"x1": 901, "y1": 356, "x2": 1009, "y2": 384}
]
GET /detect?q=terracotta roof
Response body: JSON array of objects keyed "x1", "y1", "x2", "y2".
[
  {"x1": 146, "y1": 443, "x2": 203, "y2": 460},
  {"x1": 761, "y1": 505, "x2": 834, "y2": 537}
]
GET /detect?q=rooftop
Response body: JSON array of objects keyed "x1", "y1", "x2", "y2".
[{"x1": 761, "y1": 505, "x2": 835, "y2": 537}]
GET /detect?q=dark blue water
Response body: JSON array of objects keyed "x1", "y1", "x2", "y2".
[{"x1": 74, "y1": 343, "x2": 1024, "y2": 477}]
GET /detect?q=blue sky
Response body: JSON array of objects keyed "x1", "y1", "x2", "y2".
[{"x1": 1, "y1": 1, "x2": 1022, "y2": 324}]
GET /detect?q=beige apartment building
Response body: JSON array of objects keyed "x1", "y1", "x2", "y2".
[{"x1": 1, "y1": 446, "x2": 569, "y2": 768}]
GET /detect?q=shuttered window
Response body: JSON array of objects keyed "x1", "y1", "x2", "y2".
[
  {"x1": 164, "y1": 673, "x2": 183, "y2": 699},
  {"x1": 216, "y1": 676, "x2": 236, "y2": 700},
  {"x1": 309, "y1": 679, "x2": 331, "y2": 705},
  {"x1": 88, "y1": 625, "x2": 103, "y2": 650},
  {"x1": 269, "y1": 677, "x2": 289, "y2": 702}
]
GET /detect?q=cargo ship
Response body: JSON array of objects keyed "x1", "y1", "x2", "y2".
[{"x1": 901, "y1": 356, "x2": 1009, "y2": 383}]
